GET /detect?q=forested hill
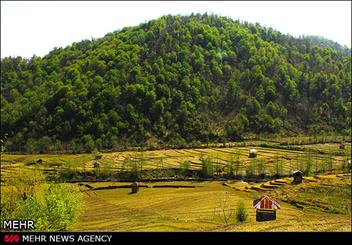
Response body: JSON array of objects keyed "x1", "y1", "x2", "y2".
[{"x1": 1, "y1": 14, "x2": 351, "y2": 153}]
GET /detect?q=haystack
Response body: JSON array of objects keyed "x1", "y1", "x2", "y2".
[{"x1": 249, "y1": 148, "x2": 257, "y2": 158}]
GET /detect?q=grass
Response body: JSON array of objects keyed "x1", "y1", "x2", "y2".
[
  {"x1": 273, "y1": 175, "x2": 351, "y2": 215},
  {"x1": 1, "y1": 141, "x2": 351, "y2": 231},
  {"x1": 2, "y1": 143, "x2": 350, "y2": 182},
  {"x1": 68, "y1": 174, "x2": 351, "y2": 231}
]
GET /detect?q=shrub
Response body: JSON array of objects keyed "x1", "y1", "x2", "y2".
[
  {"x1": 227, "y1": 160, "x2": 234, "y2": 178},
  {"x1": 81, "y1": 135, "x2": 95, "y2": 153},
  {"x1": 246, "y1": 159, "x2": 256, "y2": 178},
  {"x1": 234, "y1": 155, "x2": 241, "y2": 177},
  {"x1": 257, "y1": 159, "x2": 266, "y2": 178},
  {"x1": 60, "y1": 161, "x2": 79, "y2": 182},
  {"x1": 274, "y1": 155, "x2": 283, "y2": 178},
  {"x1": 43, "y1": 184, "x2": 82, "y2": 231},
  {"x1": 101, "y1": 161, "x2": 113, "y2": 179},
  {"x1": 1, "y1": 169, "x2": 82, "y2": 231},
  {"x1": 326, "y1": 154, "x2": 334, "y2": 172},
  {"x1": 200, "y1": 155, "x2": 214, "y2": 178},
  {"x1": 93, "y1": 161, "x2": 101, "y2": 178},
  {"x1": 213, "y1": 194, "x2": 233, "y2": 224},
  {"x1": 92, "y1": 149, "x2": 103, "y2": 160},
  {"x1": 6, "y1": 168, "x2": 46, "y2": 201},
  {"x1": 121, "y1": 154, "x2": 144, "y2": 180},
  {"x1": 179, "y1": 161, "x2": 191, "y2": 177},
  {"x1": 304, "y1": 152, "x2": 313, "y2": 176},
  {"x1": 235, "y1": 201, "x2": 248, "y2": 222}
]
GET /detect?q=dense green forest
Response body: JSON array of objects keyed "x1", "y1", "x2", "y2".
[{"x1": 1, "y1": 14, "x2": 351, "y2": 153}]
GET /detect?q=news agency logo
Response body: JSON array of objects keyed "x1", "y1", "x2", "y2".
[
  {"x1": 2, "y1": 220, "x2": 35, "y2": 231},
  {"x1": 4, "y1": 234, "x2": 20, "y2": 244}
]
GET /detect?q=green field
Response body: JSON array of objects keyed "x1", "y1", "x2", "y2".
[{"x1": 1, "y1": 142, "x2": 351, "y2": 231}]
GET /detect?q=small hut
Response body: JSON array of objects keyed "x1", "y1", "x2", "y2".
[
  {"x1": 131, "y1": 182, "x2": 140, "y2": 193},
  {"x1": 253, "y1": 195, "x2": 280, "y2": 222},
  {"x1": 292, "y1": 170, "x2": 303, "y2": 184},
  {"x1": 249, "y1": 148, "x2": 257, "y2": 158},
  {"x1": 339, "y1": 143, "x2": 345, "y2": 150}
]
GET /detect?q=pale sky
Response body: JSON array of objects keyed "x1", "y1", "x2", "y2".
[{"x1": 1, "y1": 1, "x2": 351, "y2": 58}]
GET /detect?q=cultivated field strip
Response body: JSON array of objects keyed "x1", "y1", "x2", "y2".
[{"x1": 1, "y1": 143, "x2": 351, "y2": 183}]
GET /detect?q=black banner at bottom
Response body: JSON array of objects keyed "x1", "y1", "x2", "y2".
[{"x1": 0, "y1": 232, "x2": 351, "y2": 244}]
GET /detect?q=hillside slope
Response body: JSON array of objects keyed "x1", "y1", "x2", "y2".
[{"x1": 1, "y1": 13, "x2": 351, "y2": 152}]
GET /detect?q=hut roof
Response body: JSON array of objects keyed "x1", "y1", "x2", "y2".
[
  {"x1": 292, "y1": 170, "x2": 303, "y2": 175},
  {"x1": 253, "y1": 195, "x2": 280, "y2": 210}
]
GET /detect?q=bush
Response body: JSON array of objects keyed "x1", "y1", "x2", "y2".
[
  {"x1": 235, "y1": 201, "x2": 248, "y2": 222},
  {"x1": 59, "y1": 161, "x2": 80, "y2": 182},
  {"x1": 121, "y1": 154, "x2": 144, "y2": 180},
  {"x1": 213, "y1": 194, "x2": 233, "y2": 224},
  {"x1": 36, "y1": 136, "x2": 53, "y2": 153},
  {"x1": 1, "y1": 169, "x2": 82, "y2": 231},
  {"x1": 43, "y1": 184, "x2": 82, "y2": 231},
  {"x1": 6, "y1": 168, "x2": 46, "y2": 201},
  {"x1": 227, "y1": 160, "x2": 234, "y2": 178},
  {"x1": 326, "y1": 154, "x2": 334, "y2": 172},
  {"x1": 179, "y1": 161, "x2": 191, "y2": 177},
  {"x1": 274, "y1": 155, "x2": 283, "y2": 178},
  {"x1": 246, "y1": 160, "x2": 256, "y2": 178},
  {"x1": 101, "y1": 161, "x2": 113, "y2": 179},
  {"x1": 304, "y1": 152, "x2": 313, "y2": 176},
  {"x1": 92, "y1": 149, "x2": 103, "y2": 160},
  {"x1": 200, "y1": 155, "x2": 214, "y2": 178},
  {"x1": 234, "y1": 155, "x2": 241, "y2": 177},
  {"x1": 257, "y1": 159, "x2": 266, "y2": 178},
  {"x1": 81, "y1": 135, "x2": 95, "y2": 153},
  {"x1": 93, "y1": 161, "x2": 101, "y2": 178}
]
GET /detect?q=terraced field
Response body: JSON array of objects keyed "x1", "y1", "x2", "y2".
[
  {"x1": 1, "y1": 142, "x2": 351, "y2": 231},
  {"x1": 1, "y1": 142, "x2": 350, "y2": 182},
  {"x1": 68, "y1": 174, "x2": 351, "y2": 231}
]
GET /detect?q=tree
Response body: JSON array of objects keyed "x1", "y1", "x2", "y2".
[
  {"x1": 81, "y1": 135, "x2": 95, "y2": 153},
  {"x1": 1, "y1": 13, "x2": 350, "y2": 152},
  {"x1": 200, "y1": 155, "x2": 214, "y2": 178},
  {"x1": 7, "y1": 168, "x2": 46, "y2": 201}
]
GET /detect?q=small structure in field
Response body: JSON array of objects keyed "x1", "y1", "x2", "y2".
[
  {"x1": 131, "y1": 181, "x2": 140, "y2": 193},
  {"x1": 292, "y1": 170, "x2": 303, "y2": 184},
  {"x1": 248, "y1": 148, "x2": 257, "y2": 158},
  {"x1": 339, "y1": 143, "x2": 345, "y2": 150},
  {"x1": 253, "y1": 195, "x2": 280, "y2": 222}
]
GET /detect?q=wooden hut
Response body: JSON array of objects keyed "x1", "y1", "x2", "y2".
[
  {"x1": 253, "y1": 195, "x2": 280, "y2": 222},
  {"x1": 249, "y1": 148, "x2": 257, "y2": 158},
  {"x1": 131, "y1": 182, "x2": 140, "y2": 193},
  {"x1": 292, "y1": 170, "x2": 303, "y2": 184}
]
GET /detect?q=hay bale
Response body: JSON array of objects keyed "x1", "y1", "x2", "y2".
[{"x1": 249, "y1": 148, "x2": 257, "y2": 158}]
